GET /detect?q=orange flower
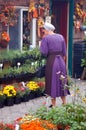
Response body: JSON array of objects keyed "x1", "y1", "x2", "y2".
[
  {"x1": 19, "y1": 119, "x2": 56, "y2": 130},
  {"x1": 1, "y1": 31, "x2": 10, "y2": 42}
]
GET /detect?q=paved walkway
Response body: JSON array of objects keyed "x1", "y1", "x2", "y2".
[{"x1": 0, "y1": 79, "x2": 86, "y2": 123}]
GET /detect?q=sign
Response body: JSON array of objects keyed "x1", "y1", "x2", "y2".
[{"x1": 45, "y1": 16, "x2": 51, "y2": 23}]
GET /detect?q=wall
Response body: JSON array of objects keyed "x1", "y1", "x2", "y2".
[{"x1": 0, "y1": 0, "x2": 29, "y2": 6}]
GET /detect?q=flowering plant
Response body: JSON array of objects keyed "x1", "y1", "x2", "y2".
[
  {"x1": 56, "y1": 71, "x2": 86, "y2": 106},
  {"x1": 0, "y1": 122, "x2": 14, "y2": 130},
  {"x1": 3, "y1": 85, "x2": 16, "y2": 97},
  {"x1": 0, "y1": 2, "x2": 18, "y2": 26},
  {"x1": 0, "y1": 31, "x2": 10, "y2": 42},
  {"x1": 14, "y1": 82, "x2": 30, "y2": 98},
  {"x1": 19, "y1": 119, "x2": 56, "y2": 130},
  {"x1": 37, "y1": 81, "x2": 45, "y2": 93},
  {"x1": 17, "y1": 114, "x2": 56, "y2": 130},
  {"x1": 36, "y1": 104, "x2": 86, "y2": 130},
  {"x1": 26, "y1": 81, "x2": 39, "y2": 91}
]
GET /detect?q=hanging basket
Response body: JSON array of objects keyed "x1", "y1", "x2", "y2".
[{"x1": 0, "y1": 39, "x2": 8, "y2": 48}]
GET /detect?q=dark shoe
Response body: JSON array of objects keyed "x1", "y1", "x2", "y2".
[{"x1": 49, "y1": 105, "x2": 53, "y2": 108}]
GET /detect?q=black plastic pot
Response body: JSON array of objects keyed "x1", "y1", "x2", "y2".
[
  {"x1": 22, "y1": 94, "x2": 30, "y2": 102},
  {"x1": 5, "y1": 97, "x2": 14, "y2": 106},
  {"x1": 14, "y1": 96, "x2": 22, "y2": 104},
  {"x1": 0, "y1": 100, "x2": 5, "y2": 108},
  {"x1": 36, "y1": 65, "x2": 46, "y2": 78}
]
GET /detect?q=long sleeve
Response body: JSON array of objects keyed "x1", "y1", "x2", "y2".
[{"x1": 40, "y1": 37, "x2": 48, "y2": 56}]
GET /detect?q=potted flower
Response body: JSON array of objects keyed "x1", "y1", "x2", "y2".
[
  {"x1": 26, "y1": 81, "x2": 40, "y2": 99},
  {"x1": 21, "y1": 88, "x2": 31, "y2": 102},
  {"x1": 3, "y1": 85, "x2": 16, "y2": 106},
  {"x1": 0, "y1": 31, "x2": 10, "y2": 48},
  {"x1": 18, "y1": 82, "x2": 31, "y2": 102},
  {"x1": 0, "y1": 2, "x2": 18, "y2": 49},
  {"x1": 37, "y1": 81, "x2": 45, "y2": 96},
  {"x1": 14, "y1": 91, "x2": 22, "y2": 104},
  {"x1": 0, "y1": 90, "x2": 6, "y2": 108},
  {"x1": 29, "y1": 80, "x2": 45, "y2": 98},
  {"x1": 13, "y1": 83, "x2": 22, "y2": 104},
  {"x1": 14, "y1": 82, "x2": 31, "y2": 103}
]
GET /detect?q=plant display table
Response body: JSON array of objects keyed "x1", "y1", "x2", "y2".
[{"x1": 0, "y1": 48, "x2": 46, "y2": 84}]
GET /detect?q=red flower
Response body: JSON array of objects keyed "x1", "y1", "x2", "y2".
[{"x1": 37, "y1": 82, "x2": 45, "y2": 87}]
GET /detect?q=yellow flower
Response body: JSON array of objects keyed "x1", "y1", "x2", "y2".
[
  {"x1": 76, "y1": 89, "x2": 80, "y2": 93},
  {"x1": 3, "y1": 85, "x2": 16, "y2": 97},
  {"x1": 26, "y1": 81, "x2": 39, "y2": 91},
  {"x1": 82, "y1": 97, "x2": 86, "y2": 103}
]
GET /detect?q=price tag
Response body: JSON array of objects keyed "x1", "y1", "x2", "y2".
[
  {"x1": 15, "y1": 124, "x2": 19, "y2": 130},
  {"x1": 45, "y1": 16, "x2": 51, "y2": 23}
]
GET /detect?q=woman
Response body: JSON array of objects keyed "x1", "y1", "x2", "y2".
[{"x1": 40, "y1": 22, "x2": 70, "y2": 106}]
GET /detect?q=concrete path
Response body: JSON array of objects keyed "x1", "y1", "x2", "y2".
[{"x1": 0, "y1": 79, "x2": 86, "y2": 123}]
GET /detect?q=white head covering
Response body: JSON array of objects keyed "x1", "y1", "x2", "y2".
[{"x1": 43, "y1": 22, "x2": 55, "y2": 31}]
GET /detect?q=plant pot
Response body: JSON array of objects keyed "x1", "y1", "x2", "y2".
[
  {"x1": 35, "y1": 90, "x2": 43, "y2": 98},
  {"x1": 0, "y1": 100, "x2": 5, "y2": 108},
  {"x1": 14, "y1": 96, "x2": 21, "y2": 104},
  {"x1": 22, "y1": 94, "x2": 29, "y2": 102},
  {"x1": 5, "y1": 97, "x2": 14, "y2": 106},
  {"x1": 36, "y1": 65, "x2": 46, "y2": 78},
  {"x1": 29, "y1": 91, "x2": 35, "y2": 100}
]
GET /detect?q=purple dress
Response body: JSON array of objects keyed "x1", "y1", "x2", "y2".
[{"x1": 40, "y1": 33, "x2": 70, "y2": 98}]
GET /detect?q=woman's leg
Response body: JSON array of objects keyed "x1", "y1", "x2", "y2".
[
  {"x1": 61, "y1": 96, "x2": 67, "y2": 105},
  {"x1": 51, "y1": 98, "x2": 56, "y2": 106}
]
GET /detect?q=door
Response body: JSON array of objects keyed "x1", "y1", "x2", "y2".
[{"x1": 52, "y1": 1, "x2": 68, "y2": 43}]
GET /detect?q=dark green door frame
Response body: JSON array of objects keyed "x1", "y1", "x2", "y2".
[{"x1": 68, "y1": 0, "x2": 74, "y2": 76}]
